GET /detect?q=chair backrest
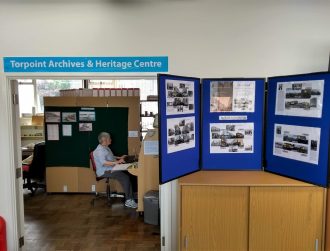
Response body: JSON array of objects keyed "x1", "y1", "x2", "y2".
[
  {"x1": 29, "y1": 142, "x2": 46, "y2": 180},
  {"x1": 90, "y1": 151, "x2": 104, "y2": 181},
  {"x1": 90, "y1": 151, "x2": 97, "y2": 173}
]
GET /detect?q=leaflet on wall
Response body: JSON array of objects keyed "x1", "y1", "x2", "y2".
[
  {"x1": 166, "y1": 79, "x2": 195, "y2": 115},
  {"x1": 210, "y1": 81, "x2": 255, "y2": 113},
  {"x1": 273, "y1": 124, "x2": 321, "y2": 165},
  {"x1": 62, "y1": 124, "x2": 72, "y2": 136},
  {"x1": 167, "y1": 116, "x2": 195, "y2": 153},
  {"x1": 210, "y1": 123, "x2": 254, "y2": 153},
  {"x1": 47, "y1": 124, "x2": 59, "y2": 141},
  {"x1": 275, "y1": 80, "x2": 324, "y2": 118}
]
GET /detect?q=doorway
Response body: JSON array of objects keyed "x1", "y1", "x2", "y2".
[{"x1": 10, "y1": 76, "x2": 161, "y2": 250}]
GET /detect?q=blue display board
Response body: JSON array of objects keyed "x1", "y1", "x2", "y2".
[
  {"x1": 265, "y1": 72, "x2": 330, "y2": 187},
  {"x1": 159, "y1": 74, "x2": 201, "y2": 184},
  {"x1": 201, "y1": 78, "x2": 265, "y2": 170}
]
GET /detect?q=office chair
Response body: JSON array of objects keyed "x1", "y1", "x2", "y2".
[
  {"x1": 22, "y1": 142, "x2": 46, "y2": 195},
  {"x1": 90, "y1": 151, "x2": 111, "y2": 206}
]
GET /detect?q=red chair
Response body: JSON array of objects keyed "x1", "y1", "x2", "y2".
[{"x1": 90, "y1": 151, "x2": 111, "y2": 206}]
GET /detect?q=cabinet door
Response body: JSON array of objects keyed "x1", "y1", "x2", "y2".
[
  {"x1": 181, "y1": 186, "x2": 249, "y2": 251},
  {"x1": 249, "y1": 187, "x2": 325, "y2": 251}
]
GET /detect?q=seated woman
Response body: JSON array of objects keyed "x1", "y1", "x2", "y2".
[{"x1": 93, "y1": 132, "x2": 137, "y2": 209}]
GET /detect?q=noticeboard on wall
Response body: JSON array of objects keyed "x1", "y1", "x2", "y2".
[
  {"x1": 265, "y1": 72, "x2": 330, "y2": 187},
  {"x1": 201, "y1": 78, "x2": 265, "y2": 170},
  {"x1": 158, "y1": 74, "x2": 201, "y2": 184}
]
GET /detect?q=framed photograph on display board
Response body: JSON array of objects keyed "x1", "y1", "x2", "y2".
[
  {"x1": 158, "y1": 74, "x2": 201, "y2": 184},
  {"x1": 265, "y1": 72, "x2": 330, "y2": 187}
]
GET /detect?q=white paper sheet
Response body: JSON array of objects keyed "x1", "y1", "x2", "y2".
[
  {"x1": 219, "y1": 115, "x2": 248, "y2": 121},
  {"x1": 47, "y1": 124, "x2": 59, "y2": 141},
  {"x1": 210, "y1": 81, "x2": 255, "y2": 113},
  {"x1": 111, "y1": 163, "x2": 134, "y2": 172},
  {"x1": 273, "y1": 124, "x2": 321, "y2": 165},
  {"x1": 275, "y1": 80, "x2": 324, "y2": 118},
  {"x1": 210, "y1": 123, "x2": 254, "y2": 153},
  {"x1": 167, "y1": 116, "x2": 195, "y2": 154},
  {"x1": 165, "y1": 79, "x2": 195, "y2": 115},
  {"x1": 62, "y1": 124, "x2": 72, "y2": 136},
  {"x1": 128, "y1": 131, "x2": 139, "y2": 138},
  {"x1": 144, "y1": 140, "x2": 159, "y2": 155}
]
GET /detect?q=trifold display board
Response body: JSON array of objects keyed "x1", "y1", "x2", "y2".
[
  {"x1": 158, "y1": 74, "x2": 200, "y2": 183},
  {"x1": 265, "y1": 72, "x2": 330, "y2": 187},
  {"x1": 202, "y1": 78, "x2": 265, "y2": 169},
  {"x1": 45, "y1": 106, "x2": 128, "y2": 167},
  {"x1": 159, "y1": 72, "x2": 330, "y2": 187},
  {"x1": 159, "y1": 74, "x2": 264, "y2": 183}
]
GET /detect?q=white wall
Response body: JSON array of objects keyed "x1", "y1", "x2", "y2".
[
  {"x1": 0, "y1": 0, "x2": 330, "y2": 77},
  {"x1": 0, "y1": 0, "x2": 330, "y2": 250}
]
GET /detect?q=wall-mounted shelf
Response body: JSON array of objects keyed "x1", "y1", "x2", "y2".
[{"x1": 21, "y1": 136, "x2": 44, "y2": 139}]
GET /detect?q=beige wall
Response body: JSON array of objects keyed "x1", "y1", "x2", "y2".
[{"x1": 0, "y1": 0, "x2": 330, "y2": 250}]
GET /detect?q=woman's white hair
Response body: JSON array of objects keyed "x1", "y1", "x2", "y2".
[{"x1": 98, "y1": 132, "x2": 111, "y2": 143}]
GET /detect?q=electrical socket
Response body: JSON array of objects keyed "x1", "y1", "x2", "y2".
[
  {"x1": 63, "y1": 185, "x2": 68, "y2": 192},
  {"x1": 91, "y1": 185, "x2": 96, "y2": 192}
]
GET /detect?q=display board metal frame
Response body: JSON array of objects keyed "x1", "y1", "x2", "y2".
[
  {"x1": 201, "y1": 78, "x2": 265, "y2": 170},
  {"x1": 158, "y1": 74, "x2": 201, "y2": 184},
  {"x1": 265, "y1": 72, "x2": 330, "y2": 187}
]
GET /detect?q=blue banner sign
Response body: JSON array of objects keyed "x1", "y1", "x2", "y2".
[{"x1": 3, "y1": 56, "x2": 168, "y2": 73}]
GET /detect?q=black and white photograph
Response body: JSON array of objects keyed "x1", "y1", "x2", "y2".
[
  {"x1": 210, "y1": 123, "x2": 254, "y2": 153},
  {"x1": 79, "y1": 111, "x2": 96, "y2": 121},
  {"x1": 210, "y1": 81, "x2": 255, "y2": 113},
  {"x1": 165, "y1": 79, "x2": 195, "y2": 115},
  {"x1": 62, "y1": 112, "x2": 77, "y2": 122},
  {"x1": 167, "y1": 116, "x2": 195, "y2": 153},
  {"x1": 45, "y1": 111, "x2": 61, "y2": 123},
  {"x1": 273, "y1": 123, "x2": 321, "y2": 164},
  {"x1": 275, "y1": 80, "x2": 324, "y2": 118},
  {"x1": 79, "y1": 123, "x2": 93, "y2": 132}
]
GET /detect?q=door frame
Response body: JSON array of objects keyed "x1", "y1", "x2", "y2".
[{"x1": 3, "y1": 73, "x2": 176, "y2": 251}]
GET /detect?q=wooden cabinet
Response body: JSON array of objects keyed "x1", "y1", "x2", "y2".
[
  {"x1": 181, "y1": 186, "x2": 249, "y2": 251},
  {"x1": 249, "y1": 187, "x2": 324, "y2": 251},
  {"x1": 179, "y1": 171, "x2": 326, "y2": 251}
]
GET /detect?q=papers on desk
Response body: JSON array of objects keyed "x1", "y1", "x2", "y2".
[{"x1": 111, "y1": 163, "x2": 136, "y2": 173}]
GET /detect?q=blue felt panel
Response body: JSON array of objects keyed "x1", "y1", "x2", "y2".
[
  {"x1": 158, "y1": 74, "x2": 201, "y2": 184},
  {"x1": 265, "y1": 72, "x2": 330, "y2": 187},
  {"x1": 201, "y1": 78, "x2": 265, "y2": 170}
]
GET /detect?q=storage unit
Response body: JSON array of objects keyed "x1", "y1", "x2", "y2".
[
  {"x1": 179, "y1": 171, "x2": 325, "y2": 251},
  {"x1": 20, "y1": 125, "x2": 44, "y2": 146}
]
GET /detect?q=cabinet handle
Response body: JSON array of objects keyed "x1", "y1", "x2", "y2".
[
  {"x1": 184, "y1": 236, "x2": 188, "y2": 249},
  {"x1": 315, "y1": 239, "x2": 319, "y2": 251}
]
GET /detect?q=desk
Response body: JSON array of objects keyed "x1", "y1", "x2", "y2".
[
  {"x1": 128, "y1": 129, "x2": 159, "y2": 212},
  {"x1": 179, "y1": 171, "x2": 325, "y2": 251}
]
